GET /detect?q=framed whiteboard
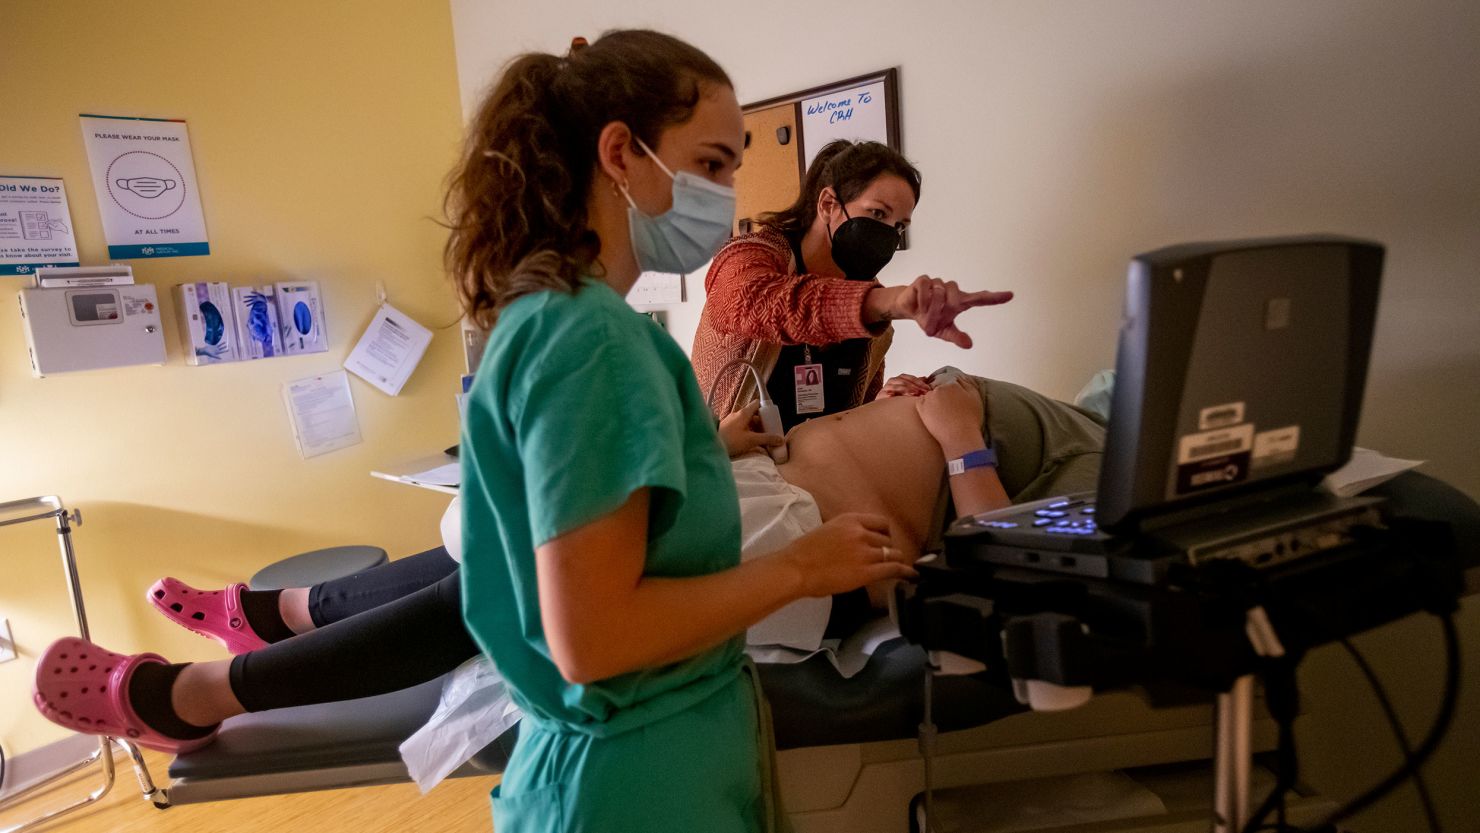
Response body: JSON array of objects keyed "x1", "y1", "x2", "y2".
[
  {"x1": 797, "y1": 72, "x2": 898, "y2": 172},
  {"x1": 737, "y1": 68, "x2": 905, "y2": 245}
]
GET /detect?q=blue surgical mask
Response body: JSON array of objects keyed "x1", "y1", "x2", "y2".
[{"x1": 619, "y1": 137, "x2": 736, "y2": 275}]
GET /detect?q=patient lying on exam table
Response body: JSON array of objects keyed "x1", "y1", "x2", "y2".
[{"x1": 32, "y1": 368, "x2": 1105, "y2": 753}]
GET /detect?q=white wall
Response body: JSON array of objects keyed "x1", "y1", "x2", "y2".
[
  {"x1": 449, "y1": 4, "x2": 1479, "y2": 828},
  {"x1": 452, "y1": 0, "x2": 1479, "y2": 498}
]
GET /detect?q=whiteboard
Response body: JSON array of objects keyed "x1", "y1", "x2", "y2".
[{"x1": 799, "y1": 79, "x2": 890, "y2": 171}]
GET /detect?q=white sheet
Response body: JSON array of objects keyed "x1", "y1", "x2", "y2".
[
  {"x1": 733, "y1": 452, "x2": 833, "y2": 652},
  {"x1": 399, "y1": 655, "x2": 519, "y2": 793}
]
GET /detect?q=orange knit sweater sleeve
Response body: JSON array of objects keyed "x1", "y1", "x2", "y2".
[{"x1": 702, "y1": 230, "x2": 880, "y2": 345}]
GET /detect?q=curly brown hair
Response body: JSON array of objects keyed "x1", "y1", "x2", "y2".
[{"x1": 444, "y1": 30, "x2": 731, "y2": 330}]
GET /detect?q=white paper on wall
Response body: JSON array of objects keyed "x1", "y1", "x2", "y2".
[
  {"x1": 343, "y1": 302, "x2": 433, "y2": 396},
  {"x1": 627, "y1": 272, "x2": 684, "y2": 307},
  {"x1": 282, "y1": 370, "x2": 362, "y2": 458}
]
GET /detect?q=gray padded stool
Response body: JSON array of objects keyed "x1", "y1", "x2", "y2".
[{"x1": 248, "y1": 545, "x2": 388, "y2": 591}]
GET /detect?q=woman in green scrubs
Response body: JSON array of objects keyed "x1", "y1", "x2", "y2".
[{"x1": 444, "y1": 31, "x2": 918, "y2": 833}]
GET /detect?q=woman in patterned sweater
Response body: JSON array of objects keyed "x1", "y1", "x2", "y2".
[{"x1": 692, "y1": 139, "x2": 1014, "y2": 429}]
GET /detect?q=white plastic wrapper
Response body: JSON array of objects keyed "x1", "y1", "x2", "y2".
[
  {"x1": 399, "y1": 655, "x2": 522, "y2": 793},
  {"x1": 746, "y1": 615, "x2": 901, "y2": 679},
  {"x1": 1321, "y1": 447, "x2": 1424, "y2": 497}
]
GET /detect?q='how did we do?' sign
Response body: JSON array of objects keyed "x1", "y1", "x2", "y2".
[{"x1": 0, "y1": 175, "x2": 80, "y2": 276}]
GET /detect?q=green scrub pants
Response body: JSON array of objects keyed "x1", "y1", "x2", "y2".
[{"x1": 491, "y1": 664, "x2": 788, "y2": 833}]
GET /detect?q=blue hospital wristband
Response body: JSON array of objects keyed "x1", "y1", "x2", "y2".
[{"x1": 947, "y1": 448, "x2": 997, "y2": 476}]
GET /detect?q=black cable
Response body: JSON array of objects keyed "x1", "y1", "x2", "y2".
[
  {"x1": 1319, "y1": 611, "x2": 1461, "y2": 829},
  {"x1": 1240, "y1": 717, "x2": 1298, "y2": 832},
  {"x1": 1241, "y1": 657, "x2": 1301, "y2": 833},
  {"x1": 1240, "y1": 610, "x2": 1460, "y2": 833},
  {"x1": 1341, "y1": 636, "x2": 1444, "y2": 833}
]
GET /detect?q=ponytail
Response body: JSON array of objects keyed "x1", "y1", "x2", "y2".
[
  {"x1": 755, "y1": 140, "x2": 922, "y2": 243},
  {"x1": 445, "y1": 30, "x2": 731, "y2": 329}
]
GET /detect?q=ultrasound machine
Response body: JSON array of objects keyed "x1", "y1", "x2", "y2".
[
  {"x1": 948, "y1": 235, "x2": 1384, "y2": 584},
  {"x1": 898, "y1": 235, "x2": 1467, "y2": 833}
]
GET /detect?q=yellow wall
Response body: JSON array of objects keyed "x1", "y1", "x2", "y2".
[{"x1": 0, "y1": 1, "x2": 465, "y2": 755}]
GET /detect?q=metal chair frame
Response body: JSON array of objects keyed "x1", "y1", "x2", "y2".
[{"x1": 0, "y1": 496, "x2": 169, "y2": 833}]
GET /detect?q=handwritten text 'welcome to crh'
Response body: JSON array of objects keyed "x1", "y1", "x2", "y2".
[{"x1": 805, "y1": 89, "x2": 874, "y2": 125}]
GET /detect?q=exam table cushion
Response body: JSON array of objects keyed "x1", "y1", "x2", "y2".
[
  {"x1": 1372, "y1": 472, "x2": 1480, "y2": 569},
  {"x1": 166, "y1": 677, "x2": 460, "y2": 781},
  {"x1": 168, "y1": 636, "x2": 1017, "y2": 782},
  {"x1": 758, "y1": 637, "x2": 1025, "y2": 749},
  {"x1": 172, "y1": 473, "x2": 1477, "y2": 783}
]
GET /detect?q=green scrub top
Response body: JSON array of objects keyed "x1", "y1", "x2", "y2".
[{"x1": 460, "y1": 280, "x2": 763, "y2": 832}]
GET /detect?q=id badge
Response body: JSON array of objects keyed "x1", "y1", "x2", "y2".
[{"x1": 794, "y1": 363, "x2": 825, "y2": 414}]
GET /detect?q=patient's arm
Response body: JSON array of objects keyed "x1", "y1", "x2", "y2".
[{"x1": 916, "y1": 378, "x2": 1011, "y2": 517}]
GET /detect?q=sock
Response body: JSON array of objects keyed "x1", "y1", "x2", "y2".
[
  {"x1": 239, "y1": 589, "x2": 295, "y2": 643},
  {"x1": 127, "y1": 662, "x2": 217, "y2": 739}
]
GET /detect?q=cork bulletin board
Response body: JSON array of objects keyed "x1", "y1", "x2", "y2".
[
  {"x1": 734, "y1": 68, "x2": 903, "y2": 247},
  {"x1": 734, "y1": 102, "x2": 801, "y2": 235}
]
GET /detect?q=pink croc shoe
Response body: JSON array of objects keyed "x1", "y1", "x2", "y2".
[
  {"x1": 32, "y1": 637, "x2": 217, "y2": 754},
  {"x1": 148, "y1": 578, "x2": 269, "y2": 654}
]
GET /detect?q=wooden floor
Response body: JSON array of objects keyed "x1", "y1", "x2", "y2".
[{"x1": 0, "y1": 748, "x2": 500, "y2": 833}]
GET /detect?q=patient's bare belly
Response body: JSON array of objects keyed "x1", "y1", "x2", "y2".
[{"x1": 775, "y1": 397, "x2": 945, "y2": 556}]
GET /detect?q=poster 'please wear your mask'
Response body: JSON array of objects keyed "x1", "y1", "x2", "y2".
[{"x1": 80, "y1": 114, "x2": 210, "y2": 260}]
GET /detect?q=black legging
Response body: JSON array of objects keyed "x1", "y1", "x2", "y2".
[
  {"x1": 224, "y1": 541, "x2": 872, "y2": 713},
  {"x1": 227, "y1": 546, "x2": 476, "y2": 712}
]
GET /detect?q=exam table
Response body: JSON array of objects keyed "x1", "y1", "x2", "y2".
[{"x1": 151, "y1": 472, "x2": 1480, "y2": 831}]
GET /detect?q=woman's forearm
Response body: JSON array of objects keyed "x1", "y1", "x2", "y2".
[
  {"x1": 580, "y1": 560, "x2": 803, "y2": 680},
  {"x1": 946, "y1": 467, "x2": 1012, "y2": 518},
  {"x1": 863, "y1": 285, "x2": 906, "y2": 325},
  {"x1": 535, "y1": 490, "x2": 805, "y2": 684},
  {"x1": 938, "y1": 436, "x2": 1011, "y2": 518},
  {"x1": 537, "y1": 490, "x2": 907, "y2": 685}
]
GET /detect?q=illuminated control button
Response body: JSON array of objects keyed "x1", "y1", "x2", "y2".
[{"x1": 1034, "y1": 518, "x2": 1053, "y2": 527}]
